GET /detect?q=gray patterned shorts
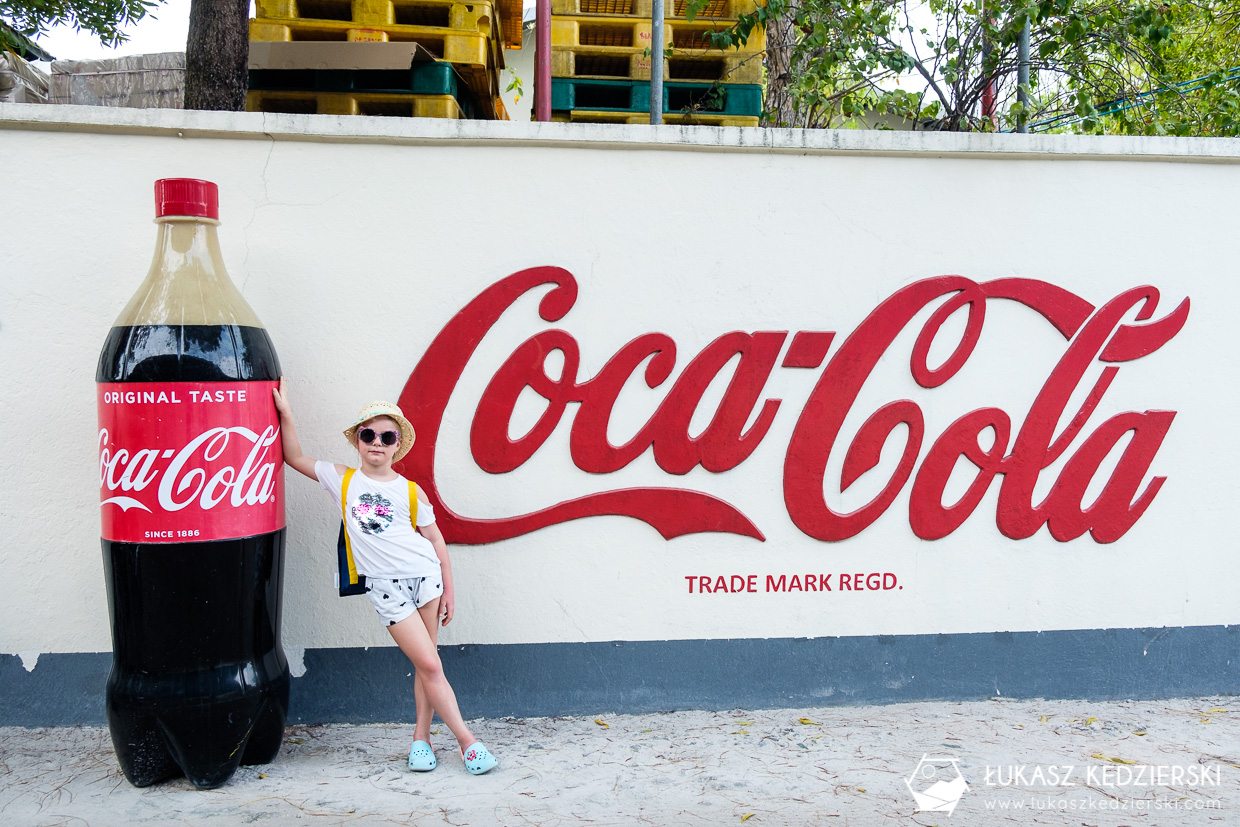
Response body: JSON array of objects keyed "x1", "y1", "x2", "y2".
[{"x1": 364, "y1": 576, "x2": 444, "y2": 626}]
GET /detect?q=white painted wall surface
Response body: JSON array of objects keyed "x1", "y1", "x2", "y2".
[{"x1": 1, "y1": 104, "x2": 1237, "y2": 661}]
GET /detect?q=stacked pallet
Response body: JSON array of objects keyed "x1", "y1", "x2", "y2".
[
  {"x1": 248, "y1": 0, "x2": 520, "y2": 120},
  {"x1": 50, "y1": 53, "x2": 184, "y2": 108},
  {"x1": 0, "y1": 51, "x2": 50, "y2": 104},
  {"x1": 549, "y1": 0, "x2": 764, "y2": 127}
]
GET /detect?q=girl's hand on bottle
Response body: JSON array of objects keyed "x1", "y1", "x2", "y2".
[{"x1": 272, "y1": 376, "x2": 292, "y2": 417}]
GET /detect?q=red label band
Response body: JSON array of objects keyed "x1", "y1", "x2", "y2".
[{"x1": 97, "y1": 381, "x2": 285, "y2": 543}]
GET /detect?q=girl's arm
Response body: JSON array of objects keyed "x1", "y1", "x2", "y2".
[
  {"x1": 272, "y1": 377, "x2": 319, "y2": 481},
  {"x1": 418, "y1": 520, "x2": 455, "y2": 626}
]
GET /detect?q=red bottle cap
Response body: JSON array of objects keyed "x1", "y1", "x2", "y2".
[{"x1": 154, "y1": 178, "x2": 219, "y2": 219}]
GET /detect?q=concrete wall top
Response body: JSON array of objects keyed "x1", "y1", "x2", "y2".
[{"x1": 5, "y1": 101, "x2": 1240, "y2": 161}]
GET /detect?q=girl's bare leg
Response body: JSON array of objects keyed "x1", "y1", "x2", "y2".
[
  {"x1": 411, "y1": 598, "x2": 440, "y2": 744},
  {"x1": 388, "y1": 604, "x2": 476, "y2": 751}
]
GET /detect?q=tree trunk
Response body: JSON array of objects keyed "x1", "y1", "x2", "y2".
[
  {"x1": 184, "y1": 0, "x2": 251, "y2": 111},
  {"x1": 762, "y1": 1, "x2": 800, "y2": 128}
]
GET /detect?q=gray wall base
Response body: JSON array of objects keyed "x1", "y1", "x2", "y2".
[{"x1": 3, "y1": 626, "x2": 1236, "y2": 727}]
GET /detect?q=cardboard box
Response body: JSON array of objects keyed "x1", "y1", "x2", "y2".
[{"x1": 247, "y1": 41, "x2": 439, "y2": 71}]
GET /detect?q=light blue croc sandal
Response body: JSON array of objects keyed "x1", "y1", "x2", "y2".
[
  {"x1": 462, "y1": 741, "x2": 497, "y2": 775},
  {"x1": 408, "y1": 740, "x2": 437, "y2": 772}
]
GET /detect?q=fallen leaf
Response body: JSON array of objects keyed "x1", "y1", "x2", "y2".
[
  {"x1": 736, "y1": 720, "x2": 754, "y2": 726},
  {"x1": 1084, "y1": 717, "x2": 1098, "y2": 726},
  {"x1": 741, "y1": 815, "x2": 755, "y2": 822},
  {"x1": 595, "y1": 718, "x2": 610, "y2": 729},
  {"x1": 641, "y1": 728, "x2": 653, "y2": 733},
  {"x1": 858, "y1": 788, "x2": 866, "y2": 793},
  {"x1": 258, "y1": 773, "x2": 268, "y2": 779},
  {"x1": 1092, "y1": 754, "x2": 1136, "y2": 764},
  {"x1": 798, "y1": 718, "x2": 821, "y2": 726},
  {"x1": 1132, "y1": 730, "x2": 1147, "y2": 736},
  {"x1": 1201, "y1": 718, "x2": 1213, "y2": 724},
  {"x1": 1207, "y1": 708, "x2": 1227, "y2": 714},
  {"x1": 730, "y1": 730, "x2": 750, "y2": 735},
  {"x1": 1039, "y1": 716, "x2": 1047, "y2": 723}
]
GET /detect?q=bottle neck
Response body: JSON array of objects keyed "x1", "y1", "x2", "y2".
[
  {"x1": 152, "y1": 216, "x2": 227, "y2": 286},
  {"x1": 112, "y1": 216, "x2": 262, "y2": 327}
]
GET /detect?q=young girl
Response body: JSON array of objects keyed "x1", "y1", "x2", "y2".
[{"x1": 273, "y1": 379, "x2": 497, "y2": 775}]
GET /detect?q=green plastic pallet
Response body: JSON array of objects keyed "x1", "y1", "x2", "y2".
[
  {"x1": 249, "y1": 64, "x2": 459, "y2": 99},
  {"x1": 551, "y1": 77, "x2": 761, "y2": 116}
]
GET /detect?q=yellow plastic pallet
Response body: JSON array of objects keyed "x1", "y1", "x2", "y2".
[
  {"x1": 249, "y1": 22, "x2": 502, "y2": 107},
  {"x1": 250, "y1": 15, "x2": 496, "y2": 68},
  {"x1": 551, "y1": 0, "x2": 761, "y2": 18},
  {"x1": 247, "y1": 88, "x2": 464, "y2": 117},
  {"x1": 551, "y1": 44, "x2": 762, "y2": 83},
  {"x1": 552, "y1": 109, "x2": 759, "y2": 126},
  {"x1": 256, "y1": 0, "x2": 508, "y2": 69},
  {"x1": 257, "y1": 0, "x2": 488, "y2": 28},
  {"x1": 552, "y1": 14, "x2": 764, "y2": 53},
  {"x1": 457, "y1": 63, "x2": 503, "y2": 116},
  {"x1": 496, "y1": 0, "x2": 523, "y2": 48}
]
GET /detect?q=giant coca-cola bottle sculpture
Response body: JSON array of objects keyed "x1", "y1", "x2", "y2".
[{"x1": 97, "y1": 179, "x2": 289, "y2": 788}]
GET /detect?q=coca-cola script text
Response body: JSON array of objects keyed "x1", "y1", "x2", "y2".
[{"x1": 396, "y1": 269, "x2": 1188, "y2": 546}]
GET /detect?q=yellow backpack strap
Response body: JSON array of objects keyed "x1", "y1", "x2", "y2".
[
  {"x1": 341, "y1": 468, "x2": 359, "y2": 587},
  {"x1": 408, "y1": 480, "x2": 418, "y2": 529}
]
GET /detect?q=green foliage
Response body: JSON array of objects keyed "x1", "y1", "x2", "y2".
[
  {"x1": 504, "y1": 71, "x2": 524, "y2": 101},
  {"x1": 678, "y1": 79, "x2": 727, "y2": 113},
  {"x1": 685, "y1": 0, "x2": 1240, "y2": 134},
  {"x1": 1, "y1": 0, "x2": 157, "y2": 52},
  {"x1": 1089, "y1": 2, "x2": 1240, "y2": 135}
]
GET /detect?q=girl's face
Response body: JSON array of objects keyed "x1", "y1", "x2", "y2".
[{"x1": 356, "y1": 416, "x2": 400, "y2": 468}]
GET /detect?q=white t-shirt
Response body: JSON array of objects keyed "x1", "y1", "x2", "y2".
[{"x1": 315, "y1": 461, "x2": 440, "y2": 579}]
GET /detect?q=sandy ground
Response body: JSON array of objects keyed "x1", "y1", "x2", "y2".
[{"x1": 2, "y1": 696, "x2": 1238, "y2": 826}]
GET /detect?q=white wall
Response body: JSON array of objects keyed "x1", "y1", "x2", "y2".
[{"x1": 2, "y1": 104, "x2": 1238, "y2": 664}]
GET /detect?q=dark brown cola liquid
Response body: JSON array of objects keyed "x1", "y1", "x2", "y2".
[{"x1": 98, "y1": 324, "x2": 289, "y2": 789}]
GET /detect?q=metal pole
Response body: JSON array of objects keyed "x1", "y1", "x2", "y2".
[
  {"x1": 650, "y1": 0, "x2": 664, "y2": 125},
  {"x1": 978, "y1": 0, "x2": 994, "y2": 125},
  {"x1": 535, "y1": 0, "x2": 551, "y2": 122},
  {"x1": 1016, "y1": 20, "x2": 1030, "y2": 133}
]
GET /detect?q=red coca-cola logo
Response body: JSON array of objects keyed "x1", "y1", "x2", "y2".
[
  {"x1": 396, "y1": 268, "x2": 1189, "y2": 545},
  {"x1": 97, "y1": 381, "x2": 285, "y2": 542}
]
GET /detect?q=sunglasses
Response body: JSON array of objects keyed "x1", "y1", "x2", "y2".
[{"x1": 358, "y1": 428, "x2": 400, "y2": 447}]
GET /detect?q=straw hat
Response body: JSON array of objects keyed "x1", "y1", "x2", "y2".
[{"x1": 343, "y1": 401, "x2": 416, "y2": 462}]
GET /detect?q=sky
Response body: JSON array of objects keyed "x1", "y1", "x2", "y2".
[{"x1": 31, "y1": 1, "x2": 192, "y2": 67}]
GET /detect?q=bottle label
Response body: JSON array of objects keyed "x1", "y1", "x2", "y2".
[{"x1": 97, "y1": 381, "x2": 285, "y2": 542}]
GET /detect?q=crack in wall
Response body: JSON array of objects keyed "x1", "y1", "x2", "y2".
[
  {"x1": 239, "y1": 123, "x2": 278, "y2": 295},
  {"x1": 553, "y1": 597, "x2": 589, "y2": 641}
]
